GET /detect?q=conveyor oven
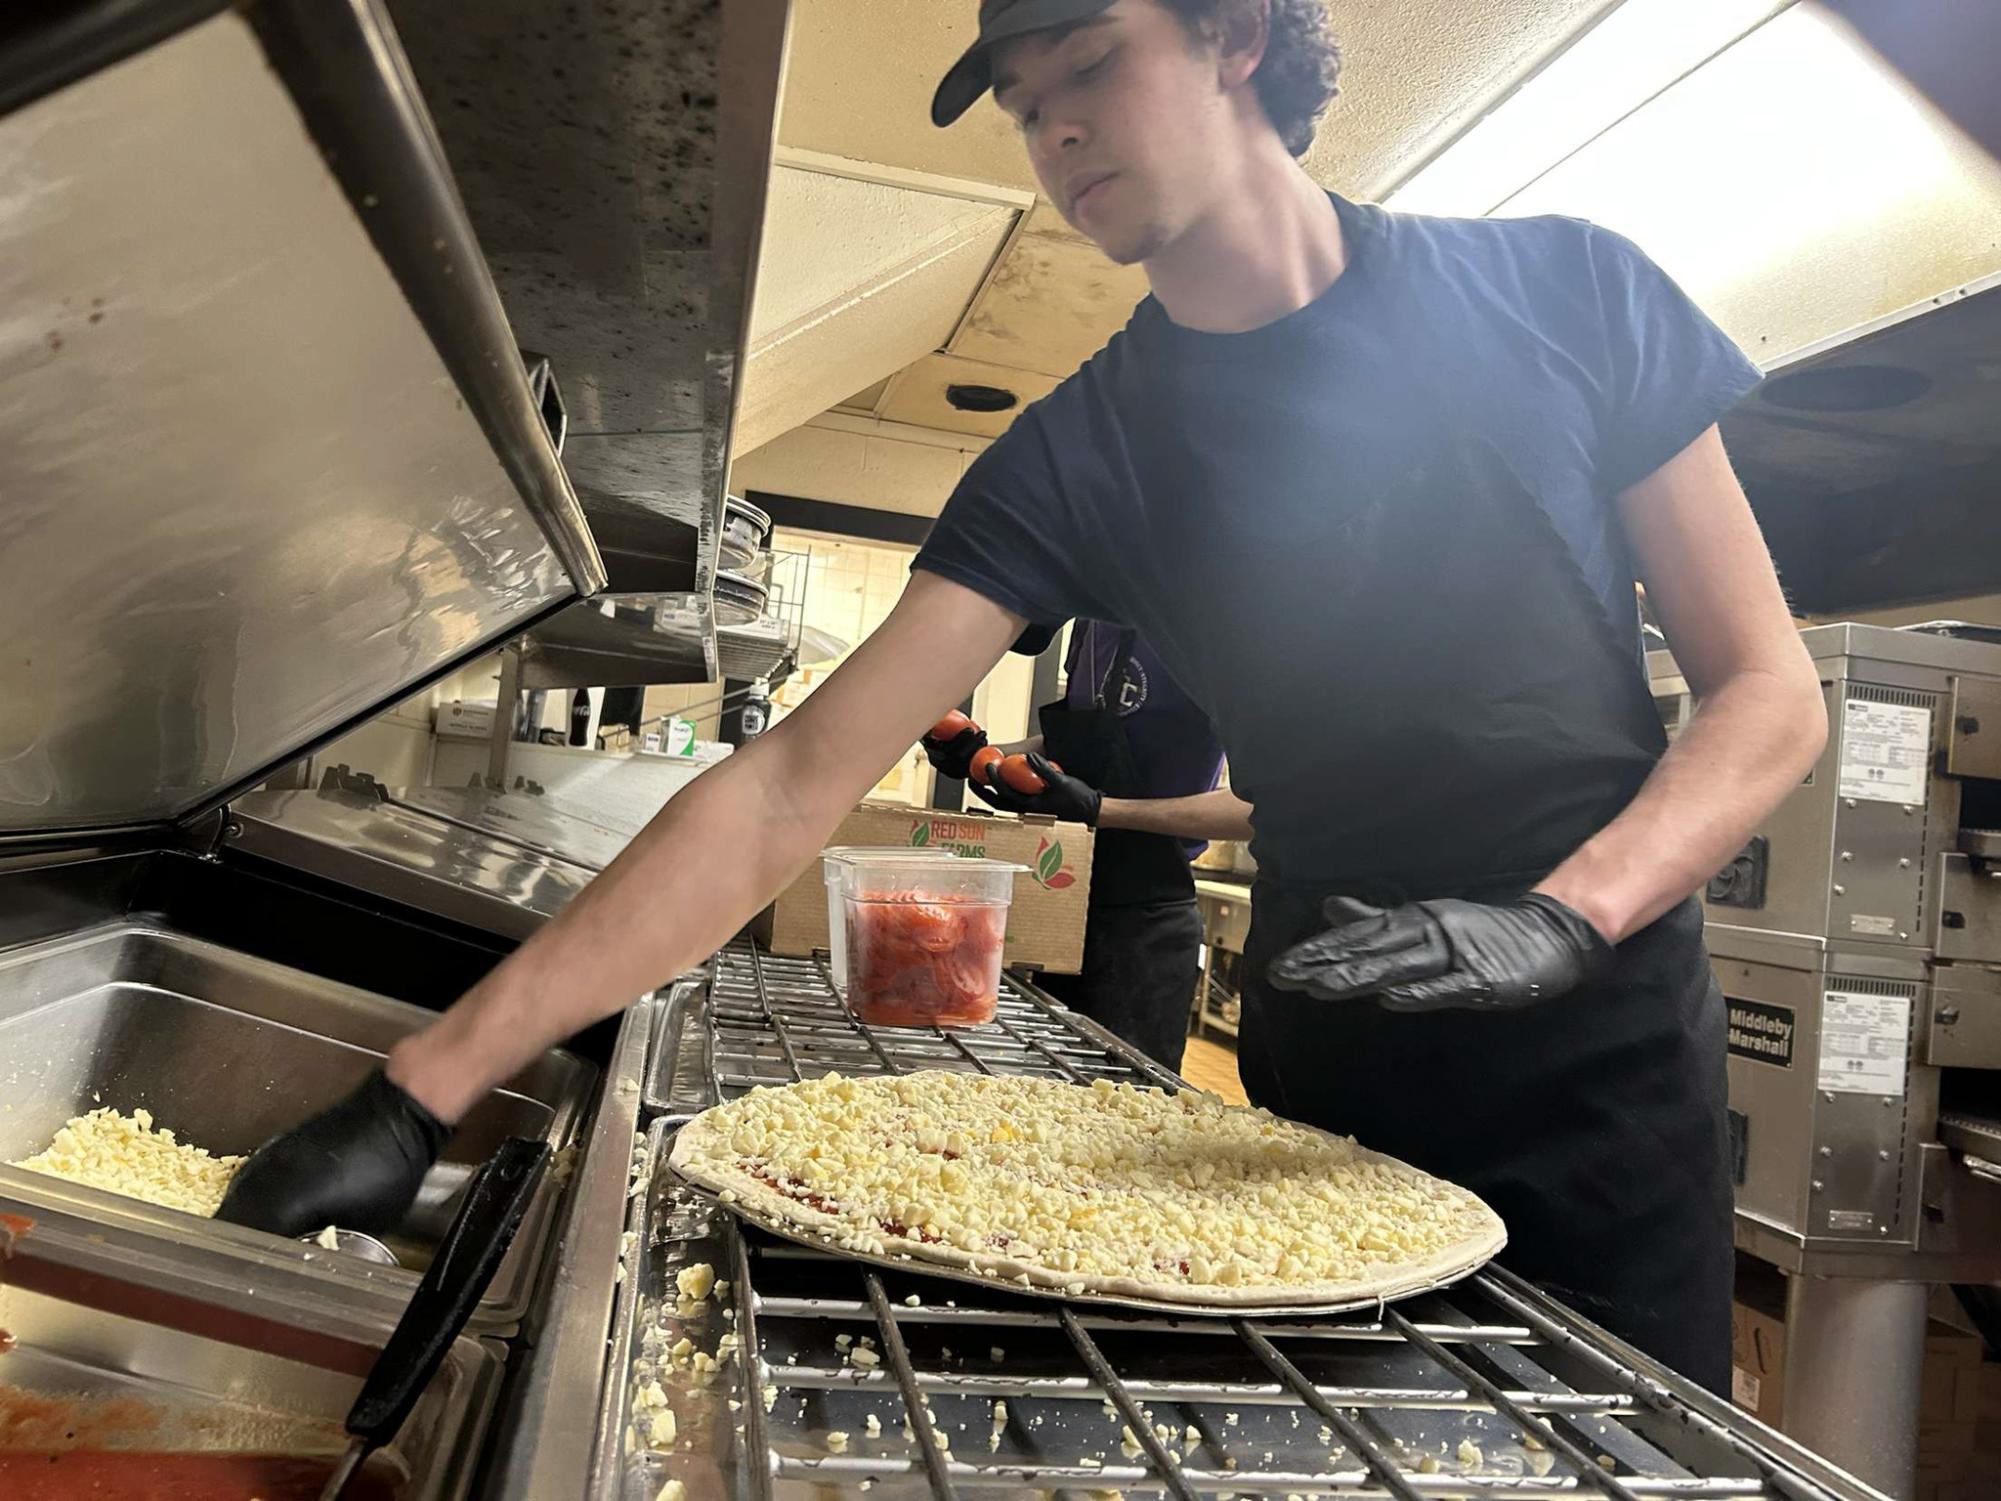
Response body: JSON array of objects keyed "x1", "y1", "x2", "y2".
[{"x1": 1652, "y1": 622, "x2": 2001, "y2": 1497}]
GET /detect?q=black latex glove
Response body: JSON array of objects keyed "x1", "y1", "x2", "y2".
[
  {"x1": 920, "y1": 724, "x2": 989, "y2": 781},
  {"x1": 1267, "y1": 893, "x2": 1613, "y2": 1012},
  {"x1": 969, "y1": 751, "x2": 1103, "y2": 826},
  {"x1": 215, "y1": 1070, "x2": 452, "y2": 1238}
]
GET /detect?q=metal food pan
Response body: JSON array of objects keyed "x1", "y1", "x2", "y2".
[
  {"x1": 0, "y1": 921, "x2": 594, "y2": 1331},
  {"x1": 0, "y1": 1281, "x2": 502, "y2": 1501}
]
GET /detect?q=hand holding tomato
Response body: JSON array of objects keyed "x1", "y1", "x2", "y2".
[
  {"x1": 919, "y1": 708, "x2": 989, "y2": 782},
  {"x1": 969, "y1": 751, "x2": 1102, "y2": 826}
]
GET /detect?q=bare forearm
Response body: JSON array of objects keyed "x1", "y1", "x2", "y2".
[
  {"x1": 387, "y1": 733, "x2": 875, "y2": 1119},
  {"x1": 1537, "y1": 666, "x2": 1825, "y2": 943},
  {"x1": 1099, "y1": 787, "x2": 1254, "y2": 841},
  {"x1": 388, "y1": 572, "x2": 1025, "y2": 1122}
]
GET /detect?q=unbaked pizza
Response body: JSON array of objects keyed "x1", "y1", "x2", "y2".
[{"x1": 668, "y1": 1071, "x2": 1505, "y2": 1308}]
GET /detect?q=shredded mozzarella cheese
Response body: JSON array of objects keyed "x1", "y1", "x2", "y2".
[{"x1": 678, "y1": 1072, "x2": 1496, "y2": 1295}]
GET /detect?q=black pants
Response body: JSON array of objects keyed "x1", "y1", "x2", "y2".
[
  {"x1": 1039, "y1": 897, "x2": 1202, "y2": 1075},
  {"x1": 1239, "y1": 888, "x2": 1735, "y2": 1393}
]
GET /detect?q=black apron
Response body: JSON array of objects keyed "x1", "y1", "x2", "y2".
[
  {"x1": 1036, "y1": 628, "x2": 1194, "y2": 910},
  {"x1": 1234, "y1": 438, "x2": 1735, "y2": 1392},
  {"x1": 1034, "y1": 629, "x2": 1202, "y2": 1072}
]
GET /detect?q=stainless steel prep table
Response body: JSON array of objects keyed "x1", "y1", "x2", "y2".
[{"x1": 593, "y1": 938, "x2": 1891, "y2": 1501}]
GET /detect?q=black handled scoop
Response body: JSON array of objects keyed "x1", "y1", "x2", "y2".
[{"x1": 319, "y1": 1137, "x2": 550, "y2": 1501}]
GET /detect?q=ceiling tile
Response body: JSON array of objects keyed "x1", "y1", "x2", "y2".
[
  {"x1": 776, "y1": 0, "x2": 1618, "y2": 201},
  {"x1": 952, "y1": 229, "x2": 1148, "y2": 378},
  {"x1": 879, "y1": 353, "x2": 1062, "y2": 437}
]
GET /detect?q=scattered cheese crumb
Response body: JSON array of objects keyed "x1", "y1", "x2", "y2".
[
  {"x1": 11, "y1": 1107, "x2": 244, "y2": 1217},
  {"x1": 655, "y1": 1482, "x2": 685, "y2": 1501},
  {"x1": 1417, "y1": 1455, "x2": 1440, "y2": 1474},
  {"x1": 904, "y1": 1292, "x2": 921, "y2": 1306},
  {"x1": 865, "y1": 1414, "x2": 882, "y2": 1437},
  {"x1": 835, "y1": 1333, "x2": 853, "y2": 1350},
  {"x1": 647, "y1": 1409, "x2": 677, "y2": 1447},
  {"x1": 826, "y1": 1430, "x2": 850, "y2": 1453},
  {"x1": 850, "y1": 1346, "x2": 881, "y2": 1369},
  {"x1": 1225, "y1": 1411, "x2": 1239, "y2": 1426},
  {"x1": 314, "y1": 1225, "x2": 341, "y2": 1251},
  {"x1": 1458, "y1": 1438, "x2": 1483, "y2": 1469},
  {"x1": 990, "y1": 1346, "x2": 1006, "y2": 1362},
  {"x1": 761, "y1": 1383, "x2": 778, "y2": 1412},
  {"x1": 675, "y1": 1262, "x2": 716, "y2": 1301}
]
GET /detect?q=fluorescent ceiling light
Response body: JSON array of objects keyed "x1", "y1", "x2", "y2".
[
  {"x1": 1493, "y1": 3, "x2": 2001, "y2": 361},
  {"x1": 1383, "y1": 0, "x2": 1795, "y2": 217}
]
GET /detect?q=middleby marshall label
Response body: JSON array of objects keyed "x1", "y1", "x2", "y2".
[{"x1": 1728, "y1": 999, "x2": 1795, "y2": 1068}]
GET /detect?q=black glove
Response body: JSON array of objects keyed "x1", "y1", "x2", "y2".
[
  {"x1": 969, "y1": 751, "x2": 1103, "y2": 826},
  {"x1": 920, "y1": 723, "x2": 990, "y2": 782},
  {"x1": 1266, "y1": 893, "x2": 1612, "y2": 1012},
  {"x1": 216, "y1": 1070, "x2": 452, "y2": 1238}
]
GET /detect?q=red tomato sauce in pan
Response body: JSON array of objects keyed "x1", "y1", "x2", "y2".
[{"x1": 0, "y1": 1451, "x2": 399, "y2": 1500}]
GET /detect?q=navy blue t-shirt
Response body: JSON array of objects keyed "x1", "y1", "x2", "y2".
[
  {"x1": 1064, "y1": 620, "x2": 1225, "y2": 859},
  {"x1": 916, "y1": 195, "x2": 1760, "y2": 877}
]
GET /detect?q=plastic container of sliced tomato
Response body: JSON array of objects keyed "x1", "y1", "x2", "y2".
[
  {"x1": 831, "y1": 854, "x2": 1025, "y2": 1027},
  {"x1": 821, "y1": 847, "x2": 960, "y2": 994}
]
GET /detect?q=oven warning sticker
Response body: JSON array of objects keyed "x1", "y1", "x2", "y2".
[
  {"x1": 1838, "y1": 698, "x2": 1931, "y2": 806},
  {"x1": 1818, "y1": 990, "x2": 1911, "y2": 1096},
  {"x1": 1727, "y1": 1000, "x2": 1795, "y2": 1068}
]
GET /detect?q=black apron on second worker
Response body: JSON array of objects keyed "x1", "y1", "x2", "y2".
[
  {"x1": 1033, "y1": 628, "x2": 1202, "y2": 1073},
  {"x1": 1233, "y1": 437, "x2": 1735, "y2": 1393}
]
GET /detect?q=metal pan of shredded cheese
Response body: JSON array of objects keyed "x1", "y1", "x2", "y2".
[
  {"x1": 667, "y1": 1072, "x2": 1505, "y2": 1317},
  {"x1": 8, "y1": 1107, "x2": 243, "y2": 1218}
]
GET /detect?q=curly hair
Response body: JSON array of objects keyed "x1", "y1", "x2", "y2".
[{"x1": 1162, "y1": 0, "x2": 1342, "y2": 157}]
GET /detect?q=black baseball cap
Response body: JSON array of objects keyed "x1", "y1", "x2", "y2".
[{"x1": 931, "y1": 0, "x2": 1118, "y2": 126}]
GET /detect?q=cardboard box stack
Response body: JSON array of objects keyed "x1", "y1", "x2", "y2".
[
  {"x1": 754, "y1": 802, "x2": 1096, "y2": 975},
  {"x1": 1731, "y1": 1281, "x2": 2001, "y2": 1501},
  {"x1": 1917, "y1": 1310, "x2": 2001, "y2": 1501}
]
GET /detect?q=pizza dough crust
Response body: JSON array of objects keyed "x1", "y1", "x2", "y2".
[{"x1": 669, "y1": 1072, "x2": 1505, "y2": 1310}]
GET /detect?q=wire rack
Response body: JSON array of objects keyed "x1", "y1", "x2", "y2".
[
  {"x1": 693, "y1": 940, "x2": 1182, "y2": 1105},
  {"x1": 608, "y1": 941, "x2": 1884, "y2": 1501}
]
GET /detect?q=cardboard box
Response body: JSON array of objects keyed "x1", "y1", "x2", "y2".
[
  {"x1": 1731, "y1": 1299, "x2": 1786, "y2": 1426},
  {"x1": 434, "y1": 699, "x2": 497, "y2": 738},
  {"x1": 754, "y1": 802, "x2": 1095, "y2": 974}
]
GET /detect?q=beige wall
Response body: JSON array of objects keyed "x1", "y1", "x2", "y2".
[{"x1": 766, "y1": 527, "x2": 1040, "y2": 803}]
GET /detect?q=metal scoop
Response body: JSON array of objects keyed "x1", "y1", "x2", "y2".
[{"x1": 295, "y1": 1227, "x2": 399, "y2": 1265}]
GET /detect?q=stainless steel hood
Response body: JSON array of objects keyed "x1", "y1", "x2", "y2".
[
  {"x1": 387, "y1": 0, "x2": 793, "y2": 688},
  {"x1": 0, "y1": 2, "x2": 608, "y2": 841},
  {"x1": 1723, "y1": 271, "x2": 2001, "y2": 615}
]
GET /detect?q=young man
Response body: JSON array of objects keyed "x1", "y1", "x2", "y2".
[
  {"x1": 924, "y1": 620, "x2": 1238, "y2": 1071},
  {"x1": 221, "y1": 0, "x2": 1825, "y2": 1389}
]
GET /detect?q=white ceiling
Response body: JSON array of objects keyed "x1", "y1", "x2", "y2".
[{"x1": 735, "y1": 0, "x2": 1618, "y2": 479}]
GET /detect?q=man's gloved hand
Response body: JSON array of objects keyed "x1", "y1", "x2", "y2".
[
  {"x1": 215, "y1": 1070, "x2": 452, "y2": 1238},
  {"x1": 969, "y1": 751, "x2": 1103, "y2": 827},
  {"x1": 1267, "y1": 893, "x2": 1612, "y2": 1012},
  {"x1": 920, "y1": 710, "x2": 989, "y2": 782}
]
